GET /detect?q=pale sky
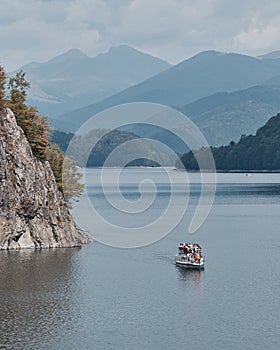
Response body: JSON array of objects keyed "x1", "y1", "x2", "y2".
[{"x1": 1, "y1": 0, "x2": 280, "y2": 71}]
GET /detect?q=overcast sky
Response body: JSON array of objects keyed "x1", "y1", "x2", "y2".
[{"x1": 1, "y1": 0, "x2": 280, "y2": 71}]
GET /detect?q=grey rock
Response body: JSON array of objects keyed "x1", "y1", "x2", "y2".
[{"x1": 0, "y1": 108, "x2": 89, "y2": 249}]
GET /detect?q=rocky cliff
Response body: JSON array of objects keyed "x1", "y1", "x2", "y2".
[{"x1": 0, "y1": 108, "x2": 88, "y2": 249}]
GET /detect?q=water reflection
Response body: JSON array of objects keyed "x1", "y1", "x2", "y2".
[
  {"x1": 0, "y1": 248, "x2": 80, "y2": 350},
  {"x1": 176, "y1": 266, "x2": 203, "y2": 287}
]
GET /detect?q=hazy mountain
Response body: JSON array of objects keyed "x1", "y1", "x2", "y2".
[
  {"x1": 262, "y1": 74, "x2": 280, "y2": 86},
  {"x1": 178, "y1": 85, "x2": 280, "y2": 146},
  {"x1": 257, "y1": 52, "x2": 280, "y2": 72},
  {"x1": 54, "y1": 50, "x2": 280, "y2": 132},
  {"x1": 116, "y1": 85, "x2": 280, "y2": 153},
  {"x1": 258, "y1": 50, "x2": 280, "y2": 60},
  {"x1": 15, "y1": 45, "x2": 171, "y2": 117}
]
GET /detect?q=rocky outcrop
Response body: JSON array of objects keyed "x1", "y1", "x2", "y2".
[{"x1": 0, "y1": 108, "x2": 88, "y2": 249}]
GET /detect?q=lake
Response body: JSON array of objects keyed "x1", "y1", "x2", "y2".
[{"x1": 1, "y1": 169, "x2": 280, "y2": 350}]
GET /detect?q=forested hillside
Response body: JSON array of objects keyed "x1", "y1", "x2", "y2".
[
  {"x1": 52, "y1": 129, "x2": 172, "y2": 167},
  {"x1": 178, "y1": 113, "x2": 280, "y2": 171}
]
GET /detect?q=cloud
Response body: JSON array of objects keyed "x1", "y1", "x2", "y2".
[{"x1": 0, "y1": 0, "x2": 280, "y2": 70}]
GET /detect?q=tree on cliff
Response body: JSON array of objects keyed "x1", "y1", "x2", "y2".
[
  {"x1": 0, "y1": 65, "x2": 83, "y2": 204},
  {"x1": 7, "y1": 70, "x2": 49, "y2": 160},
  {"x1": 0, "y1": 66, "x2": 7, "y2": 108},
  {"x1": 44, "y1": 144, "x2": 83, "y2": 204}
]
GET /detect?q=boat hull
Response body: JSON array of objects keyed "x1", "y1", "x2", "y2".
[
  {"x1": 175, "y1": 260, "x2": 205, "y2": 270},
  {"x1": 175, "y1": 254, "x2": 205, "y2": 269}
]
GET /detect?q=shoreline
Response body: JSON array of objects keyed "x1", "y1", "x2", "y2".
[
  {"x1": 175, "y1": 168, "x2": 280, "y2": 174},
  {"x1": 83, "y1": 166, "x2": 280, "y2": 173}
]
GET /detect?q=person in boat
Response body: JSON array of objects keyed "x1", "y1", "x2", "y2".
[
  {"x1": 193, "y1": 243, "x2": 202, "y2": 254},
  {"x1": 194, "y1": 253, "x2": 201, "y2": 262},
  {"x1": 179, "y1": 243, "x2": 186, "y2": 254},
  {"x1": 178, "y1": 242, "x2": 202, "y2": 256}
]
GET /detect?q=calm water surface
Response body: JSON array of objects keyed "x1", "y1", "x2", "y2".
[{"x1": 1, "y1": 169, "x2": 280, "y2": 350}]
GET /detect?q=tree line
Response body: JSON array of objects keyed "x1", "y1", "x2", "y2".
[
  {"x1": 177, "y1": 113, "x2": 280, "y2": 171},
  {"x1": 52, "y1": 129, "x2": 169, "y2": 167},
  {"x1": 0, "y1": 66, "x2": 83, "y2": 204}
]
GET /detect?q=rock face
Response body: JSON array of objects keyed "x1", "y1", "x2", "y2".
[{"x1": 0, "y1": 108, "x2": 88, "y2": 249}]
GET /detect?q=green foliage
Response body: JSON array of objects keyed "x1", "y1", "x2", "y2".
[
  {"x1": 8, "y1": 70, "x2": 30, "y2": 106},
  {"x1": 44, "y1": 143, "x2": 65, "y2": 191},
  {"x1": 62, "y1": 157, "x2": 84, "y2": 205},
  {"x1": 51, "y1": 130, "x2": 74, "y2": 153},
  {"x1": 178, "y1": 113, "x2": 280, "y2": 171},
  {"x1": 44, "y1": 144, "x2": 83, "y2": 205},
  {"x1": 60, "y1": 128, "x2": 171, "y2": 167},
  {"x1": 6, "y1": 70, "x2": 49, "y2": 160},
  {"x1": 86, "y1": 129, "x2": 137, "y2": 166}
]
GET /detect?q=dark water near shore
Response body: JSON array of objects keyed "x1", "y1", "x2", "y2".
[{"x1": 1, "y1": 169, "x2": 280, "y2": 350}]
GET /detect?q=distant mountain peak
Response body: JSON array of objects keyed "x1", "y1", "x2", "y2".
[
  {"x1": 100, "y1": 44, "x2": 170, "y2": 63},
  {"x1": 191, "y1": 50, "x2": 228, "y2": 57},
  {"x1": 16, "y1": 44, "x2": 171, "y2": 118},
  {"x1": 63, "y1": 48, "x2": 88, "y2": 56},
  {"x1": 191, "y1": 50, "x2": 254, "y2": 59},
  {"x1": 108, "y1": 44, "x2": 137, "y2": 52},
  {"x1": 202, "y1": 50, "x2": 226, "y2": 55},
  {"x1": 175, "y1": 50, "x2": 259, "y2": 69},
  {"x1": 47, "y1": 48, "x2": 90, "y2": 64},
  {"x1": 258, "y1": 50, "x2": 280, "y2": 59},
  {"x1": 98, "y1": 44, "x2": 142, "y2": 58}
]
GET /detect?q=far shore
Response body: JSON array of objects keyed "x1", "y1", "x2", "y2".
[
  {"x1": 83, "y1": 166, "x2": 280, "y2": 173},
  {"x1": 174, "y1": 167, "x2": 280, "y2": 173}
]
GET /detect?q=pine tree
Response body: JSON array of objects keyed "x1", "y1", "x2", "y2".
[
  {"x1": 8, "y1": 70, "x2": 29, "y2": 106},
  {"x1": 6, "y1": 71, "x2": 49, "y2": 160}
]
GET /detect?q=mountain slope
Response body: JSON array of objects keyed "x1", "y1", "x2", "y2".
[
  {"x1": 54, "y1": 50, "x2": 280, "y2": 131},
  {"x1": 117, "y1": 85, "x2": 280, "y2": 154},
  {"x1": 51, "y1": 129, "x2": 172, "y2": 167},
  {"x1": 263, "y1": 74, "x2": 280, "y2": 86},
  {"x1": 15, "y1": 45, "x2": 171, "y2": 117},
  {"x1": 178, "y1": 85, "x2": 280, "y2": 145},
  {"x1": 258, "y1": 50, "x2": 280, "y2": 60},
  {"x1": 178, "y1": 113, "x2": 280, "y2": 171}
]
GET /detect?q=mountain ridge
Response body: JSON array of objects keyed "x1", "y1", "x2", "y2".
[
  {"x1": 13, "y1": 45, "x2": 171, "y2": 117},
  {"x1": 53, "y1": 50, "x2": 280, "y2": 133},
  {"x1": 258, "y1": 50, "x2": 280, "y2": 60}
]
